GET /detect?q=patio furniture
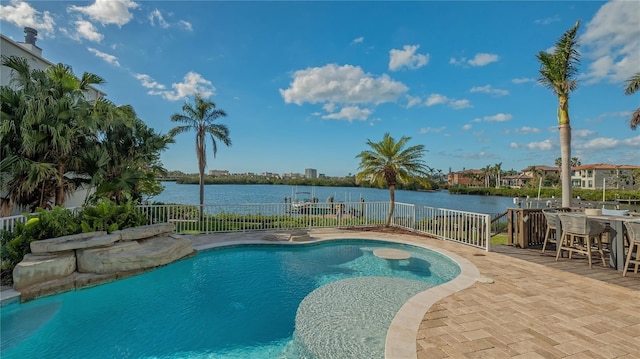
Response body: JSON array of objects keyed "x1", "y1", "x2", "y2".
[
  {"x1": 541, "y1": 209, "x2": 559, "y2": 254},
  {"x1": 557, "y1": 213, "x2": 607, "y2": 268},
  {"x1": 622, "y1": 220, "x2": 640, "y2": 277}
]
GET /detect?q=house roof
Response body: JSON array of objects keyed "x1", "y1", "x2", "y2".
[{"x1": 572, "y1": 163, "x2": 640, "y2": 170}]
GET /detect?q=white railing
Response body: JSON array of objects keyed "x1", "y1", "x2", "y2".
[
  {"x1": 1, "y1": 202, "x2": 491, "y2": 250},
  {"x1": 0, "y1": 214, "x2": 27, "y2": 232}
]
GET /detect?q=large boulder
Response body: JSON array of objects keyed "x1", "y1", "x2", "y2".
[
  {"x1": 13, "y1": 252, "x2": 76, "y2": 291},
  {"x1": 76, "y1": 236, "x2": 193, "y2": 274},
  {"x1": 30, "y1": 231, "x2": 108, "y2": 253}
]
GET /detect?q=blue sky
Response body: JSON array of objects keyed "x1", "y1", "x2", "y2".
[{"x1": 1, "y1": 0, "x2": 638, "y2": 177}]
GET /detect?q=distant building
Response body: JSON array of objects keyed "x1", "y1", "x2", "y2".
[
  {"x1": 447, "y1": 169, "x2": 483, "y2": 187},
  {"x1": 283, "y1": 172, "x2": 304, "y2": 179},
  {"x1": 208, "y1": 170, "x2": 230, "y2": 176},
  {"x1": 523, "y1": 165, "x2": 560, "y2": 179},
  {"x1": 1, "y1": 28, "x2": 104, "y2": 100},
  {"x1": 501, "y1": 174, "x2": 533, "y2": 188},
  {"x1": 571, "y1": 164, "x2": 640, "y2": 190},
  {"x1": 305, "y1": 168, "x2": 317, "y2": 179}
]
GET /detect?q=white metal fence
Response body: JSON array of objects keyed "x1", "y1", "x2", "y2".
[{"x1": 1, "y1": 201, "x2": 491, "y2": 250}]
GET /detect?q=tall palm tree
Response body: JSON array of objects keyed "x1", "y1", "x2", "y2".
[
  {"x1": 624, "y1": 72, "x2": 640, "y2": 130},
  {"x1": 537, "y1": 21, "x2": 581, "y2": 207},
  {"x1": 169, "y1": 94, "x2": 231, "y2": 215},
  {"x1": 494, "y1": 162, "x2": 502, "y2": 188},
  {"x1": 355, "y1": 133, "x2": 429, "y2": 227}
]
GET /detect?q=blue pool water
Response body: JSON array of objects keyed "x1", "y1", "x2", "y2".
[{"x1": 1, "y1": 239, "x2": 460, "y2": 358}]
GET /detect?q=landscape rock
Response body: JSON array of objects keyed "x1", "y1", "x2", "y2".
[
  {"x1": 112, "y1": 223, "x2": 175, "y2": 241},
  {"x1": 76, "y1": 236, "x2": 193, "y2": 274},
  {"x1": 13, "y1": 252, "x2": 76, "y2": 291},
  {"x1": 30, "y1": 231, "x2": 107, "y2": 253}
]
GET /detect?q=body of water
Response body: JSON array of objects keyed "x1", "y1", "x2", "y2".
[{"x1": 153, "y1": 182, "x2": 516, "y2": 215}]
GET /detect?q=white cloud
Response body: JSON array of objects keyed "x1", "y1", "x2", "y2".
[
  {"x1": 322, "y1": 106, "x2": 372, "y2": 121},
  {"x1": 280, "y1": 64, "x2": 408, "y2": 105},
  {"x1": 579, "y1": 137, "x2": 619, "y2": 150},
  {"x1": 483, "y1": 113, "x2": 512, "y2": 122},
  {"x1": 512, "y1": 77, "x2": 535, "y2": 84},
  {"x1": 405, "y1": 95, "x2": 422, "y2": 108},
  {"x1": 389, "y1": 45, "x2": 429, "y2": 71},
  {"x1": 578, "y1": 135, "x2": 640, "y2": 150},
  {"x1": 0, "y1": 0, "x2": 55, "y2": 36},
  {"x1": 88, "y1": 47, "x2": 119, "y2": 66},
  {"x1": 525, "y1": 139, "x2": 553, "y2": 150},
  {"x1": 352, "y1": 36, "x2": 364, "y2": 44},
  {"x1": 135, "y1": 74, "x2": 166, "y2": 89},
  {"x1": 450, "y1": 53, "x2": 499, "y2": 67},
  {"x1": 581, "y1": 0, "x2": 640, "y2": 84},
  {"x1": 534, "y1": 15, "x2": 561, "y2": 25},
  {"x1": 462, "y1": 124, "x2": 472, "y2": 130},
  {"x1": 469, "y1": 85, "x2": 509, "y2": 96},
  {"x1": 149, "y1": 9, "x2": 169, "y2": 28},
  {"x1": 68, "y1": 0, "x2": 139, "y2": 26},
  {"x1": 424, "y1": 94, "x2": 472, "y2": 109},
  {"x1": 425, "y1": 94, "x2": 449, "y2": 107},
  {"x1": 511, "y1": 126, "x2": 541, "y2": 134},
  {"x1": 323, "y1": 103, "x2": 336, "y2": 112},
  {"x1": 180, "y1": 20, "x2": 193, "y2": 31},
  {"x1": 468, "y1": 53, "x2": 499, "y2": 67},
  {"x1": 418, "y1": 126, "x2": 445, "y2": 134},
  {"x1": 136, "y1": 72, "x2": 214, "y2": 101},
  {"x1": 573, "y1": 129, "x2": 596, "y2": 138},
  {"x1": 449, "y1": 99, "x2": 472, "y2": 109},
  {"x1": 509, "y1": 142, "x2": 519, "y2": 149},
  {"x1": 74, "y1": 20, "x2": 103, "y2": 42}
]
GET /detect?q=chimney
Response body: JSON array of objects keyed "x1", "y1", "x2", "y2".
[
  {"x1": 19, "y1": 27, "x2": 42, "y2": 56},
  {"x1": 24, "y1": 27, "x2": 37, "y2": 45}
]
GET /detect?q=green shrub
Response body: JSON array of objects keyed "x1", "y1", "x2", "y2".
[
  {"x1": 1, "y1": 207, "x2": 82, "y2": 270},
  {"x1": 79, "y1": 200, "x2": 148, "y2": 232}
]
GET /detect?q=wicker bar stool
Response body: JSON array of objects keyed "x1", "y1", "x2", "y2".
[
  {"x1": 556, "y1": 213, "x2": 607, "y2": 268},
  {"x1": 541, "y1": 209, "x2": 559, "y2": 254},
  {"x1": 622, "y1": 220, "x2": 640, "y2": 277}
]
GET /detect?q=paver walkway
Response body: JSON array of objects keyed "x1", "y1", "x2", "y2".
[{"x1": 407, "y1": 238, "x2": 640, "y2": 358}]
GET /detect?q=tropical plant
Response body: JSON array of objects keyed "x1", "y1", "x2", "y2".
[
  {"x1": 537, "y1": 20, "x2": 581, "y2": 207},
  {"x1": 355, "y1": 133, "x2": 430, "y2": 227},
  {"x1": 169, "y1": 93, "x2": 231, "y2": 218},
  {"x1": 624, "y1": 72, "x2": 640, "y2": 130},
  {"x1": 1, "y1": 55, "x2": 169, "y2": 212}
]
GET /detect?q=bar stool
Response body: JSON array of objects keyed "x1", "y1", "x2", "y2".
[
  {"x1": 541, "y1": 209, "x2": 558, "y2": 254},
  {"x1": 556, "y1": 213, "x2": 607, "y2": 268},
  {"x1": 622, "y1": 220, "x2": 640, "y2": 277}
]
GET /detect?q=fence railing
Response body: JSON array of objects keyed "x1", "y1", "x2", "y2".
[{"x1": 1, "y1": 201, "x2": 491, "y2": 251}]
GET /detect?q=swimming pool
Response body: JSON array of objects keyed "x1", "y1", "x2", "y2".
[{"x1": 1, "y1": 239, "x2": 461, "y2": 358}]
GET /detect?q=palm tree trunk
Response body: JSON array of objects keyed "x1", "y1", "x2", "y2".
[
  {"x1": 386, "y1": 185, "x2": 395, "y2": 227},
  {"x1": 558, "y1": 95, "x2": 572, "y2": 207},
  {"x1": 55, "y1": 163, "x2": 65, "y2": 207}
]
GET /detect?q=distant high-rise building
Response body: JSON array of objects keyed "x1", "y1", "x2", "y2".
[{"x1": 305, "y1": 168, "x2": 317, "y2": 179}]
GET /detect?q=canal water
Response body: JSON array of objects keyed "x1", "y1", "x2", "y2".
[{"x1": 153, "y1": 182, "x2": 516, "y2": 215}]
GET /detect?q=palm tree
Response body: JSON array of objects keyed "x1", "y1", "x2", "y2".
[
  {"x1": 624, "y1": 72, "x2": 640, "y2": 130},
  {"x1": 169, "y1": 94, "x2": 231, "y2": 216},
  {"x1": 537, "y1": 21, "x2": 581, "y2": 207},
  {"x1": 355, "y1": 133, "x2": 429, "y2": 227},
  {"x1": 494, "y1": 162, "x2": 502, "y2": 188},
  {"x1": 1, "y1": 55, "x2": 104, "y2": 208}
]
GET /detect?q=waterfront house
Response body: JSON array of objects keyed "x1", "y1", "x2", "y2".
[{"x1": 571, "y1": 163, "x2": 640, "y2": 190}]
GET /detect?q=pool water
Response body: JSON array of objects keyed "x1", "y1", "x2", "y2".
[{"x1": 1, "y1": 239, "x2": 460, "y2": 358}]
